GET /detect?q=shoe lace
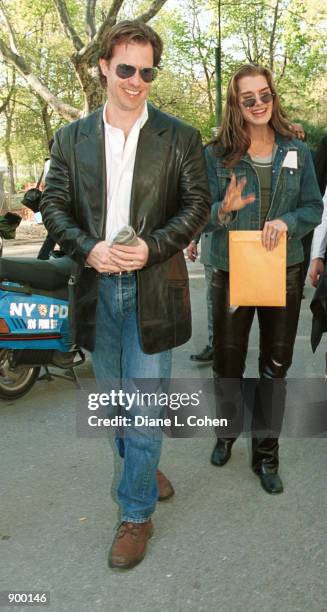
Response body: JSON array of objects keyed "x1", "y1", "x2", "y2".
[{"x1": 117, "y1": 522, "x2": 143, "y2": 539}]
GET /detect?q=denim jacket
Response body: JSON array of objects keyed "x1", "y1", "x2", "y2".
[{"x1": 205, "y1": 134, "x2": 323, "y2": 271}]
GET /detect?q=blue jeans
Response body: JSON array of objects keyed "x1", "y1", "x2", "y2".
[{"x1": 92, "y1": 273, "x2": 172, "y2": 523}]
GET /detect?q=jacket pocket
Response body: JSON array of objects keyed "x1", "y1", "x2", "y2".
[
  {"x1": 282, "y1": 167, "x2": 301, "y2": 198},
  {"x1": 217, "y1": 169, "x2": 246, "y2": 202}
]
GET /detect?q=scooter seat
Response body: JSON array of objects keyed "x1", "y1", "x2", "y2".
[{"x1": 0, "y1": 255, "x2": 75, "y2": 290}]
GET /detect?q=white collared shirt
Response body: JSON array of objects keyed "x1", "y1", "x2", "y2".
[
  {"x1": 311, "y1": 186, "x2": 327, "y2": 259},
  {"x1": 103, "y1": 102, "x2": 148, "y2": 243}
]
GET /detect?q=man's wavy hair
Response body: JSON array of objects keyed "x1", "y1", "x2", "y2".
[
  {"x1": 98, "y1": 20, "x2": 163, "y2": 88},
  {"x1": 212, "y1": 64, "x2": 294, "y2": 167}
]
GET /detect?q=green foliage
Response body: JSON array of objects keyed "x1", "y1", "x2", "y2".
[
  {"x1": 0, "y1": 0, "x2": 326, "y2": 175},
  {"x1": 295, "y1": 121, "x2": 327, "y2": 152},
  {"x1": 0, "y1": 0, "x2": 83, "y2": 180}
]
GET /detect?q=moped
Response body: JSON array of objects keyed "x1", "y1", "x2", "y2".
[{"x1": 0, "y1": 235, "x2": 84, "y2": 399}]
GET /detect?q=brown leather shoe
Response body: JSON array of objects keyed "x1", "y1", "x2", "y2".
[
  {"x1": 109, "y1": 520, "x2": 153, "y2": 569},
  {"x1": 157, "y1": 469, "x2": 175, "y2": 501}
]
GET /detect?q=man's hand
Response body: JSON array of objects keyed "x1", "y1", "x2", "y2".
[
  {"x1": 262, "y1": 219, "x2": 288, "y2": 251},
  {"x1": 109, "y1": 238, "x2": 149, "y2": 271},
  {"x1": 220, "y1": 174, "x2": 256, "y2": 216},
  {"x1": 86, "y1": 241, "x2": 122, "y2": 273},
  {"x1": 309, "y1": 258, "x2": 325, "y2": 287},
  {"x1": 186, "y1": 241, "x2": 198, "y2": 262},
  {"x1": 290, "y1": 122, "x2": 305, "y2": 140}
]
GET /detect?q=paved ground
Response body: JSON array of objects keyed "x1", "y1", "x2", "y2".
[{"x1": 0, "y1": 241, "x2": 326, "y2": 612}]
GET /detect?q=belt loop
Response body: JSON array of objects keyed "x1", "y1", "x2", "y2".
[{"x1": 97, "y1": 271, "x2": 136, "y2": 278}]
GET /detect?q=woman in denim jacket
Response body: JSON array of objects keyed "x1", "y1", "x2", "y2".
[{"x1": 206, "y1": 64, "x2": 322, "y2": 494}]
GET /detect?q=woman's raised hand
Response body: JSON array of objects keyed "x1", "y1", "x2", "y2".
[{"x1": 221, "y1": 174, "x2": 255, "y2": 214}]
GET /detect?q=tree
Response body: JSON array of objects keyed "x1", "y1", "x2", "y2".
[
  {"x1": 0, "y1": 0, "x2": 326, "y2": 174},
  {"x1": 150, "y1": 0, "x2": 217, "y2": 137},
  {"x1": 0, "y1": 65, "x2": 16, "y2": 193},
  {"x1": 0, "y1": 0, "x2": 169, "y2": 120},
  {"x1": 208, "y1": 0, "x2": 327, "y2": 129}
]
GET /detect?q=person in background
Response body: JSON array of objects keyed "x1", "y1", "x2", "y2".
[
  {"x1": 187, "y1": 231, "x2": 214, "y2": 362},
  {"x1": 205, "y1": 64, "x2": 322, "y2": 495},
  {"x1": 309, "y1": 135, "x2": 327, "y2": 287},
  {"x1": 288, "y1": 122, "x2": 317, "y2": 291},
  {"x1": 37, "y1": 138, "x2": 56, "y2": 260},
  {"x1": 290, "y1": 122, "x2": 305, "y2": 141}
]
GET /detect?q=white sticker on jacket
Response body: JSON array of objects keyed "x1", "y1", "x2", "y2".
[{"x1": 282, "y1": 150, "x2": 298, "y2": 169}]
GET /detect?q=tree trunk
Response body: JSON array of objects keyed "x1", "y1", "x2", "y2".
[
  {"x1": 40, "y1": 101, "x2": 53, "y2": 145},
  {"x1": 5, "y1": 149, "x2": 15, "y2": 196},
  {"x1": 73, "y1": 56, "x2": 105, "y2": 114},
  {"x1": 5, "y1": 109, "x2": 16, "y2": 195},
  {"x1": 85, "y1": 84, "x2": 106, "y2": 114},
  {"x1": 0, "y1": 173, "x2": 6, "y2": 213},
  {"x1": 0, "y1": 0, "x2": 169, "y2": 121}
]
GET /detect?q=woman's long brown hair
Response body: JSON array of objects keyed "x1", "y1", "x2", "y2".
[{"x1": 212, "y1": 64, "x2": 294, "y2": 167}]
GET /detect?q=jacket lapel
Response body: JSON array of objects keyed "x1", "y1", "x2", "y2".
[
  {"x1": 130, "y1": 104, "x2": 170, "y2": 229},
  {"x1": 74, "y1": 104, "x2": 171, "y2": 237},
  {"x1": 75, "y1": 108, "x2": 107, "y2": 238}
]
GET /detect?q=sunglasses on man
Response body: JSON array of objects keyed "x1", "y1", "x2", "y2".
[
  {"x1": 241, "y1": 92, "x2": 275, "y2": 108},
  {"x1": 116, "y1": 64, "x2": 158, "y2": 83}
]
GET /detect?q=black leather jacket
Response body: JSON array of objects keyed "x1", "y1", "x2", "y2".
[{"x1": 40, "y1": 104, "x2": 211, "y2": 352}]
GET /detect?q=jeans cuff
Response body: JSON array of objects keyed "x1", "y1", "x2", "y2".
[{"x1": 122, "y1": 515, "x2": 152, "y2": 524}]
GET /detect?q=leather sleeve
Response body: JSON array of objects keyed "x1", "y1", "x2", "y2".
[
  {"x1": 40, "y1": 130, "x2": 99, "y2": 265},
  {"x1": 142, "y1": 129, "x2": 211, "y2": 266}
]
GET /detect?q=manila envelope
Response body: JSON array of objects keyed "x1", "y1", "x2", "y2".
[{"x1": 229, "y1": 231, "x2": 286, "y2": 307}]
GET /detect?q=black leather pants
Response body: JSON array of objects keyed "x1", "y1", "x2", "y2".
[{"x1": 212, "y1": 264, "x2": 302, "y2": 472}]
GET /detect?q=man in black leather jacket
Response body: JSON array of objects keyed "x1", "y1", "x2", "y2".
[{"x1": 41, "y1": 20, "x2": 210, "y2": 569}]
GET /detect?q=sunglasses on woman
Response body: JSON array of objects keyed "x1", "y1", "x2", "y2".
[
  {"x1": 115, "y1": 64, "x2": 158, "y2": 83},
  {"x1": 241, "y1": 92, "x2": 275, "y2": 108}
]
